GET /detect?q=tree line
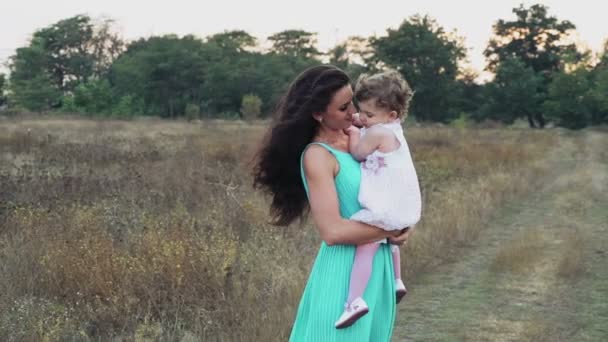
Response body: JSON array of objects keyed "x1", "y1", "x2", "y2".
[{"x1": 1, "y1": 3, "x2": 607, "y2": 129}]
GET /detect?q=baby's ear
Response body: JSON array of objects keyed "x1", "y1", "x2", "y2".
[{"x1": 389, "y1": 111, "x2": 398, "y2": 120}]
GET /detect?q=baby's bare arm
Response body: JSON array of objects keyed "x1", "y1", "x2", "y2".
[
  {"x1": 346, "y1": 127, "x2": 362, "y2": 159},
  {"x1": 350, "y1": 126, "x2": 395, "y2": 161}
]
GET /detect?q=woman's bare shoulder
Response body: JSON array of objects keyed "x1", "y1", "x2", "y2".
[{"x1": 303, "y1": 144, "x2": 336, "y2": 176}]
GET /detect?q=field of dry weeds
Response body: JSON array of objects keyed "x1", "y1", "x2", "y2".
[{"x1": 0, "y1": 116, "x2": 556, "y2": 341}]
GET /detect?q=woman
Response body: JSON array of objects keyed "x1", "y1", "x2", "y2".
[{"x1": 253, "y1": 65, "x2": 412, "y2": 341}]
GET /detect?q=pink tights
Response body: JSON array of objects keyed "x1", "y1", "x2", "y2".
[{"x1": 347, "y1": 243, "x2": 401, "y2": 304}]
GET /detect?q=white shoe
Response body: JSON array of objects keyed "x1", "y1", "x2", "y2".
[
  {"x1": 395, "y1": 279, "x2": 407, "y2": 304},
  {"x1": 335, "y1": 297, "x2": 369, "y2": 329}
]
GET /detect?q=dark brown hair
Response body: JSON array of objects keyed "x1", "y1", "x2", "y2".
[
  {"x1": 354, "y1": 70, "x2": 414, "y2": 119},
  {"x1": 252, "y1": 65, "x2": 351, "y2": 226}
]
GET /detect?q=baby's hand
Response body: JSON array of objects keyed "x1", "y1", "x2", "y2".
[
  {"x1": 344, "y1": 125, "x2": 360, "y2": 136},
  {"x1": 352, "y1": 113, "x2": 364, "y2": 128}
]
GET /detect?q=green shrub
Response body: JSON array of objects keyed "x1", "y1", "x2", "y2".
[
  {"x1": 185, "y1": 103, "x2": 200, "y2": 121},
  {"x1": 240, "y1": 94, "x2": 262, "y2": 121}
]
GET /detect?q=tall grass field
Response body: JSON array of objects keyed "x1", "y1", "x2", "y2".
[{"x1": 0, "y1": 116, "x2": 556, "y2": 341}]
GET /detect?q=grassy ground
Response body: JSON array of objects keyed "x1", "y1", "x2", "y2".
[
  {"x1": 0, "y1": 115, "x2": 562, "y2": 341},
  {"x1": 394, "y1": 130, "x2": 608, "y2": 341}
]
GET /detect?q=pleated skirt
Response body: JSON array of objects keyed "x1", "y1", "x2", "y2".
[{"x1": 289, "y1": 242, "x2": 396, "y2": 341}]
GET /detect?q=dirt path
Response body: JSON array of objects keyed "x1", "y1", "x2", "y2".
[{"x1": 393, "y1": 130, "x2": 608, "y2": 341}]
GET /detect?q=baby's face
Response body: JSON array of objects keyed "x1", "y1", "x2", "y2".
[{"x1": 357, "y1": 100, "x2": 397, "y2": 128}]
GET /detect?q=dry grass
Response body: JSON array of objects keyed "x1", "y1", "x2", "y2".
[
  {"x1": 0, "y1": 116, "x2": 556, "y2": 340},
  {"x1": 556, "y1": 230, "x2": 587, "y2": 279},
  {"x1": 400, "y1": 128, "x2": 553, "y2": 275},
  {"x1": 491, "y1": 229, "x2": 546, "y2": 274},
  {"x1": 518, "y1": 318, "x2": 559, "y2": 342}
]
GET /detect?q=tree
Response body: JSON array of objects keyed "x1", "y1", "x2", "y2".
[
  {"x1": 589, "y1": 43, "x2": 608, "y2": 124},
  {"x1": 542, "y1": 68, "x2": 594, "y2": 129},
  {"x1": 71, "y1": 79, "x2": 114, "y2": 115},
  {"x1": 597, "y1": 40, "x2": 608, "y2": 69},
  {"x1": 10, "y1": 74, "x2": 61, "y2": 112},
  {"x1": 237, "y1": 52, "x2": 317, "y2": 115},
  {"x1": 111, "y1": 95, "x2": 142, "y2": 118},
  {"x1": 20, "y1": 15, "x2": 123, "y2": 92},
  {"x1": 328, "y1": 36, "x2": 370, "y2": 81},
  {"x1": 590, "y1": 67, "x2": 608, "y2": 124},
  {"x1": 8, "y1": 14, "x2": 123, "y2": 112},
  {"x1": 453, "y1": 69, "x2": 483, "y2": 120},
  {"x1": 201, "y1": 33, "x2": 262, "y2": 114},
  {"x1": 90, "y1": 18, "x2": 125, "y2": 78},
  {"x1": 478, "y1": 57, "x2": 543, "y2": 125},
  {"x1": 9, "y1": 43, "x2": 61, "y2": 111},
  {"x1": 111, "y1": 35, "x2": 208, "y2": 117},
  {"x1": 207, "y1": 30, "x2": 257, "y2": 53},
  {"x1": 110, "y1": 31, "x2": 313, "y2": 118},
  {"x1": 370, "y1": 14, "x2": 467, "y2": 122},
  {"x1": 33, "y1": 15, "x2": 96, "y2": 92},
  {"x1": 268, "y1": 30, "x2": 322, "y2": 59},
  {"x1": 202, "y1": 30, "x2": 319, "y2": 116},
  {"x1": 0, "y1": 74, "x2": 6, "y2": 107},
  {"x1": 484, "y1": 4, "x2": 581, "y2": 127}
]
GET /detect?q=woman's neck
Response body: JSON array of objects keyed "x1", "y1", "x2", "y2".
[{"x1": 314, "y1": 126, "x2": 349, "y2": 151}]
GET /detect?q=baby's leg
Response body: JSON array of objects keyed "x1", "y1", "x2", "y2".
[
  {"x1": 347, "y1": 242, "x2": 380, "y2": 304},
  {"x1": 391, "y1": 244, "x2": 402, "y2": 280},
  {"x1": 392, "y1": 244, "x2": 408, "y2": 303}
]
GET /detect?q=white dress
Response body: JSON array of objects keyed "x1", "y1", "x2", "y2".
[{"x1": 350, "y1": 120, "x2": 422, "y2": 231}]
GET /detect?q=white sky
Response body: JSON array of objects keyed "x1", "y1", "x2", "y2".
[{"x1": 1, "y1": 0, "x2": 607, "y2": 81}]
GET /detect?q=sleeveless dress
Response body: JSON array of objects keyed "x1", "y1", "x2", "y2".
[
  {"x1": 350, "y1": 120, "x2": 422, "y2": 231},
  {"x1": 289, "y1": 143, "x2": 396, "y2": 342}
]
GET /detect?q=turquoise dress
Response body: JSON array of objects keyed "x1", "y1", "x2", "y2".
[{"x1": 289, "y1": 143, "x2": 396, "y2": 342}]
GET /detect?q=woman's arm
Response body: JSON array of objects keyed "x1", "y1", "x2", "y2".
[{"x1": 303, "y1": 145, "x2": 396, "y2": 245}]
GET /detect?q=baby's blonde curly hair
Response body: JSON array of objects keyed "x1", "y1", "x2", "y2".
[{"x1": 354, "y1": 70, "x2": 414, "y2": 119}]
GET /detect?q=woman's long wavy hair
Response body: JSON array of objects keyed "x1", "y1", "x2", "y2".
[{"x1": 252, "y1": 65, "x2": 351, "y2": 226}]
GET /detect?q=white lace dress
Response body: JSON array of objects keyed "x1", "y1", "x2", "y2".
[{"x1": 350, "y1": 120, "x2": 422, "y2": 231}]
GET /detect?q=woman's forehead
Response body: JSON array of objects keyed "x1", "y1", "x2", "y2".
[{"x1": 330, "y1": 85, "x2": 353, "y2": 104}]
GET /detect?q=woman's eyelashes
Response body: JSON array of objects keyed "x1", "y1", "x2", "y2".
[{"x1": 341, "y1": 101, "x2": 355, "y2": 112}]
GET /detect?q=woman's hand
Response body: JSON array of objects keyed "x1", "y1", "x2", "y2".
[{"x1": 387, "y1": 227, "x2": 414, "y2": 246}]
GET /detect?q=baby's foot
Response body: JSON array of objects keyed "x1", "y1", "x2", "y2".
[
  {"x1": 395, "y1": 279, "x2": 407, "y2": 304},
  {"x1": 335, "y1": 297, "x2": 369, "y2": 329}
]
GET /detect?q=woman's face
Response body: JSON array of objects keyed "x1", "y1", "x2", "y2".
[{"x1": 320, "y1": 85, "x2": 357, "y2": 130}]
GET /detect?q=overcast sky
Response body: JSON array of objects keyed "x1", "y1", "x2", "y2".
[{"x1": 1, "y1": 0, "x2": 607, "y2": 79}]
